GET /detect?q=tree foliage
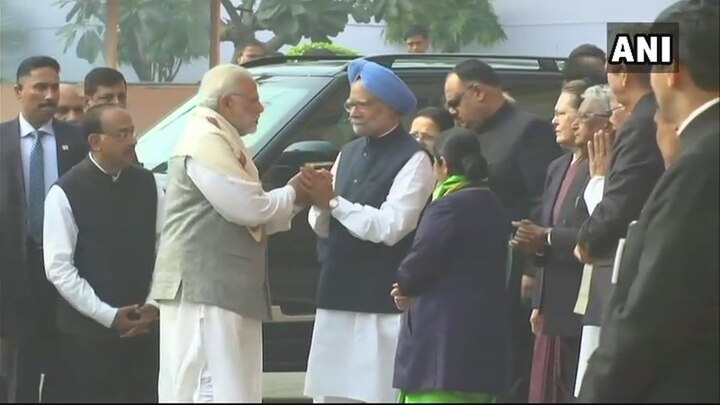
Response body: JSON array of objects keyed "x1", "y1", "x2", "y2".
[
  {"x1": 222, "y1": 0, "x2": 505, "y2": 54},
  {"x1": 55, "y1": 0, "x2": 210, "y2": 82},
  {"x1": 381, "y1": 0, "x2": 507, "y2": 52},
  {"x1": 56, "y1": 0, "x2": 505, "y2": 82}
]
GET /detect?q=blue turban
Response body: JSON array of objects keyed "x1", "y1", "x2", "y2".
[{"x1": 347, "y1": 58, "x2": 417, "y2": 116}]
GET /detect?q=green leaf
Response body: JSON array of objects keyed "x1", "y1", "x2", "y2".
[
  {"x1": 76, "y1": 30, "x2": 102, "y2": 63},
  {"x1": 289, "y1": 3, "x2": 305, "y2": 16},
  {"x1": 256, "y1": 2, "x2": 282, "y2": 21},
  {"x1": 286, "y1": 16, "x2": 300, "y2": 36},
  {"x1": 397, "y1": 0, "x2": 413, "y2": 14},
  {"x1": 350, "y1": 6, "x2": 372, "y2": 24},
  {"x1": 372, "y1": 0, "x2": 387, "y2": 21},
  {"x1": 65, "y1": 2, "x2": 82, "y2": 22},
  {"x1": 62, "y1": 27, "x2": 78, "y2": 53}
]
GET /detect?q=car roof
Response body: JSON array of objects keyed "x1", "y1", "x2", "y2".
[{"x1": 245, "y1": 53, "x2": 567, "y2": 78}]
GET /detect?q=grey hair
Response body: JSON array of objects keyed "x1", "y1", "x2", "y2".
[
  {"x1": 197, "y1": 64, "x2": 254, "y2": 111},
  {"x1": 581, "y1": 84, "x2": 612, "y2": 113}
]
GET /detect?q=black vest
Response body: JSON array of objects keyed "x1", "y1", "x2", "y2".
[
  {"x1": 317, "y1": 127, "x2": 425, "y2": 313},
  {"x1": 55, "y1": 157, "x2": 157, "y2": 338}
]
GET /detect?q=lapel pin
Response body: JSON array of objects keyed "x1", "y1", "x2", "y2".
[{"x1": 61, "y1": 144, "x2": 69, "y2": 151}]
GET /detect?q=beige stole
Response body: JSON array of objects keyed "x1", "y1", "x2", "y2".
[{"x1": 173, "y1": 106, "x2": 263, "y2": 242}]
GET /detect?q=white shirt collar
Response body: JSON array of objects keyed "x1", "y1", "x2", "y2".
[
  {"x1": 378, "y1": 124, "x2": 400, "y2": 138},
  {"x1": 18, "y1": 113, "x2": 55, "y2": 138},
  {"x1": 677, "y1": 97, "x2": 720, "y2": 137},
  {"x1": 88, "y1": 152, "x2": 122, "y2": 182}
]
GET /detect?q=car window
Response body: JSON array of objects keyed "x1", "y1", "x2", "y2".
[
  {"x1": 135, "y1": 76, "x2": 331, "y2": 173},
  {"x1": 279, "y1": 81, "x2": 354, "y2": 152},
  {"x1": 503, "y1": 74, "x2": 562, "y2": 121},
  {"x1": 398, "y1": 73, "x2": 448, "y2": 128}
]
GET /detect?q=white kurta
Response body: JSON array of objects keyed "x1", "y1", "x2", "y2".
[
  {"x1": 305, "y1": 309, "x2": 402, "y2": 403},
  {"x1": 574, "y1": 175, "x2": 606, "y2": 397},
  {"x1": 157, "y1": 158, "x2": 300, "y2": 403},
  {"x1": 304, "y1": 146, "x2": 436, "y2": 403},
  {"x1": 574, "y1": 325, "x2": 601, "y2": 397},
  {"x1": 158, "y1": 300, "x2": 263, "y2": 403}
]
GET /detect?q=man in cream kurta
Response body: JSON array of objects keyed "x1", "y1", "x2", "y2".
[
  {"x1": 149, "y1": 64, "x2": 308, "y2": 403},
  {"x1": 302, "y1": 59, "x2": 435, "y2": 403}
]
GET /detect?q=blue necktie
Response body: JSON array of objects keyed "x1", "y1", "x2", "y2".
[{"x1": 28, "y1": 130, "x2": 45, "y2": 243}]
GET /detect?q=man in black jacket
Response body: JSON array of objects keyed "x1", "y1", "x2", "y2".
[
  {"x1": 579, "y1": 0, "x2": 719, "y2": 401},
  {"x1": 571, "y1": 25, "x2": 668, "y2": 395},
  {"x1": 444, "y1": 59, "x2": 561, "y2": 402},
  {"x1": 43, "y1": 104, "x2": 161, "y2": 402}
]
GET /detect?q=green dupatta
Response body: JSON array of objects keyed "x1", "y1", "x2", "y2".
[{"x1": 432, "y1": 174, "x2": 471, "y2": 201}]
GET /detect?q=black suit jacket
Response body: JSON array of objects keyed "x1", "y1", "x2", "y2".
[
  {"x1": 0, "y1": 118, "x2": 87, "y2": 338},
  {"x1": 579, "y1": 103, "x2": 719, "y2": 403},
  {"x1": 473, "y1": 102, "x2": 562, "y2": 282},
  {"x1": 532, "y1": 153, "x2": 590, "y2": 337},
  {"x1": 577, "y1": 93, "x2": 665, "y2": 325}
]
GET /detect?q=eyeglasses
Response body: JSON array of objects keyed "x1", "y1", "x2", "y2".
[
  {"x1": 103, "y1": 130, "x2": 136, "y2": 140},
  {"x1": 343, "y1": 99, "x2": 375, "y2": 113},
  {"x1": 445, "y1": 82, "x2": 478, "y2": 110},
  {"x1": 578, "y1": 112, "x2": 611, "y2": 121}
]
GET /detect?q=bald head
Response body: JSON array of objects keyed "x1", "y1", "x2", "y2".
[{"x1": 56, "y1": 83, "x2": 84, "y2": 124}]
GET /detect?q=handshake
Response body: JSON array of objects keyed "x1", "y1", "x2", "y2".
[{"x1": 287, "y1": 164, "x2": 336, "y2": 209}]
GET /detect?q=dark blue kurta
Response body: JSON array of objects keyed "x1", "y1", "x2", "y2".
[{"x1": 393, "y1": 187, "x2": 512, "y2": 395}]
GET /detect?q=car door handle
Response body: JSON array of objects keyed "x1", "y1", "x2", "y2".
[{"x1": 306, "y1": 161, "x2": 334, "y2": 170}]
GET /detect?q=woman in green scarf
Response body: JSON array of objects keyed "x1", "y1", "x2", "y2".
[{"x1": 391, "y1": 128, "x2": 512, "y2": 403}]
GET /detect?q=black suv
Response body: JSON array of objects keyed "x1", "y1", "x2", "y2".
[{"x1": 135, "y1": 53, "x2": 565, "y2": 372}]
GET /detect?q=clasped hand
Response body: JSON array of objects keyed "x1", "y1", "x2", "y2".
[
  {"x1": 510, "y1": 219, "x2": 548, "y2": 254},
  {"x1": 390, "y1": 283, "x2": 411, "y2": 311},
  {"x1": 287, "y1": 165, "x2": 335, "y2": 209},
  {"x1": 112, "y1": 304, "x2": 159, "y2": 338}
]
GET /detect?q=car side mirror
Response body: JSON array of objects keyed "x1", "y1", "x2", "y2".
[{"x1": 262, "y1": 140, "x2": 340, "y2": 188}]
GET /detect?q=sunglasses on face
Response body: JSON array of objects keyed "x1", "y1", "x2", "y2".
[{"x1": 445, "y1": 82, "x2": 479, "y2": 110}]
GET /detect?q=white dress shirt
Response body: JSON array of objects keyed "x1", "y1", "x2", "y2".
[
  {"x1": 185, "y1": 157, "x2": 301, "y2": 235},
  {"x1": 583, "y1": 176, "x2": 605, "y2": 215},
  {"x1": 308, "y1": 150, "x2": 435, "y2": 245},
  {"x1": 44, "y1": 154, "x2": 165, "y2": 329},
  {"x1": 19, "y1": 114, "x2": 58, "y2": 205},
  {"x1": 676, "y1": 97, "x2": 719, "y2": 137}
]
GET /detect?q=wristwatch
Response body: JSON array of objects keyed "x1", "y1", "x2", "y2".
[
  {"x1": 545, "y1": 228, "x2": 552, "y2": 247},
  {"x1": 328, "y1": 196, "x2": 340, "y2": 210}
]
